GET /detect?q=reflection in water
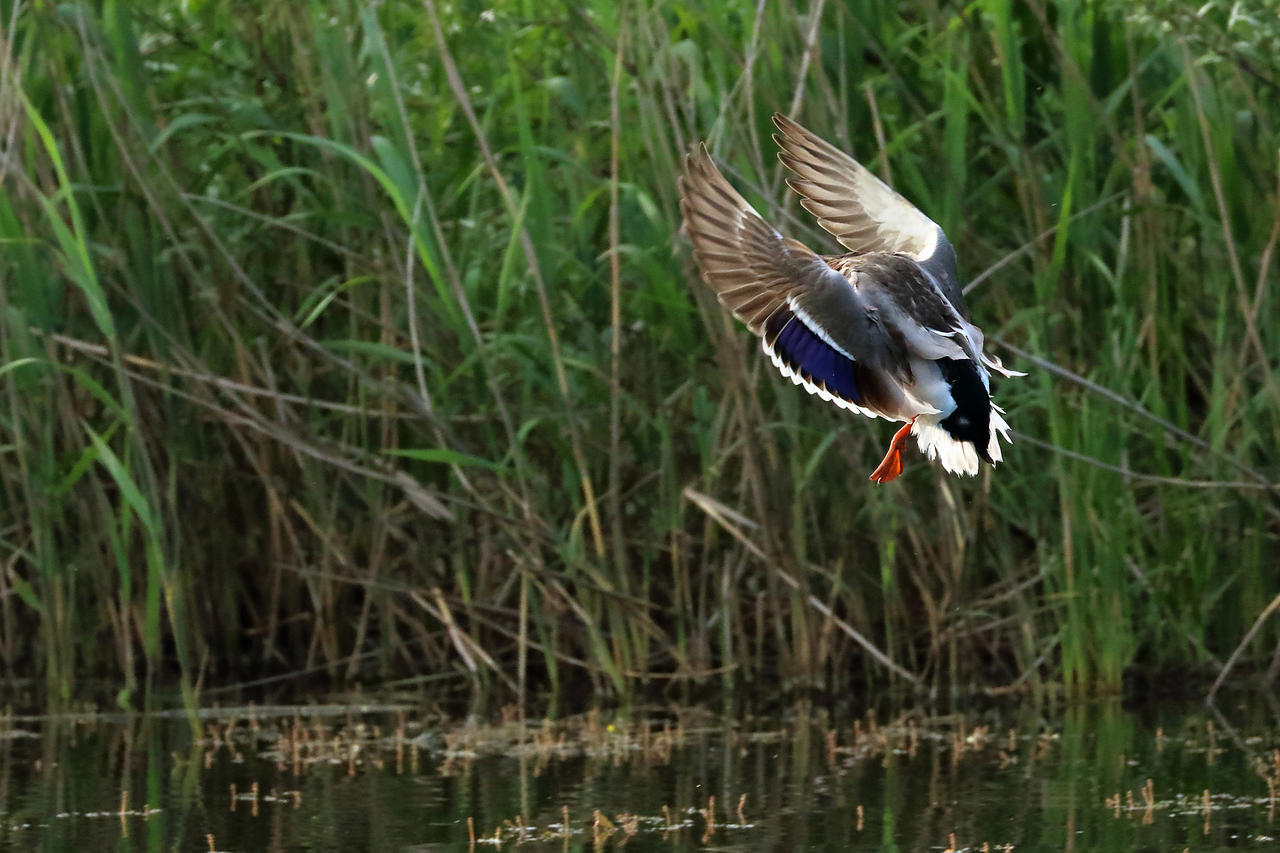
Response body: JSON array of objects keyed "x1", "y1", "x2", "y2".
[{"x1": 0, "y1": 700, "x2": 1276, "y2": 851}]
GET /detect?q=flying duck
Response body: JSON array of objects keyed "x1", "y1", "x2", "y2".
[{"x1": 678, "y1": 113, "x2": 1023, "y2": 483}]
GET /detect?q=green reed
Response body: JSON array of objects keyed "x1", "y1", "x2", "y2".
[{"x1": 1, "y1": 0, "x2": 1277, "y2": 707}]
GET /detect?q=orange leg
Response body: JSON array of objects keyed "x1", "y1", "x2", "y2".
[{"x1": 868, "y1": 418, "x2": 916, "y2": 484}]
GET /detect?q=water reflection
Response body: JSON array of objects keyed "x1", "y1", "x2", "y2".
[{"x1": 0, "y1": 699, "x2": 1275, "y2": 851}]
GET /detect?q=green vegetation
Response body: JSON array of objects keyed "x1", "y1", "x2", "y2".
[{"x1": 2, "y1": 0, "x2": 1277, "y2": 707}]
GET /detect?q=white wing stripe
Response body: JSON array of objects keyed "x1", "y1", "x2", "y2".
[{"x1": 788, "y1": 300, "x2": 858, "y2": 361}]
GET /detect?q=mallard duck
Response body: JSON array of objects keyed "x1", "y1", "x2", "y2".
[{"x1": 678, "y1": 113, "x2": 1023, "y2": 483}]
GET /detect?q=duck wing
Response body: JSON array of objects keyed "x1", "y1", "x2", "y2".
[
  {"x1": 679, "y1": 144, "x2": 916, "y2": 415},
  {"x1": 772, "y1": 112, "x2": 968, "y2": 318}
]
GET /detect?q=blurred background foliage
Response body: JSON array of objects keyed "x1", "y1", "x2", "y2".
[{"x1": 1, "y1": 0, "x2": 1278, "y2": 709}]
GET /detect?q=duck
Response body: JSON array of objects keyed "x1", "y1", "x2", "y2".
[{"x1": 678, "y1": 113, "x2": 1024, "y2": 483}]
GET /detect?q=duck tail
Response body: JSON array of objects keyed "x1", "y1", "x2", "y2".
[
  {"x1": 911, "y1": 418, "x2": 981, "y2": 476},
  {"x1": 980, "y1": 351, "x2": 1027, "y2": 378},
  {"x1": 911, "y1": 404, "x2": 1013, "y2": 476}
]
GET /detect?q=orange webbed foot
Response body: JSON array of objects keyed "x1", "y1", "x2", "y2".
[
  {"x1": 868, "y1": 418, "x2": 916, "y2": 485},
  {"x1": 869, "y1": 448, "x2": 904, "y2": 483}
]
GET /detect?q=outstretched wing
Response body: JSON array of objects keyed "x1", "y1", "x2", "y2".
[
  {"x1": 678, "y1": 144, "x2": 911, "y2": 415},
  {"x1": 772, "y1": 112, "x2": 968, "y2": 315}
]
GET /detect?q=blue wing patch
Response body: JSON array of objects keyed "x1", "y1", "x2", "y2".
[{"x1": 764, "y1": 309, "x2": 862, "y2": 403}]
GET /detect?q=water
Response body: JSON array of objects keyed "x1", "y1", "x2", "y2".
[{"x1": 1, "y1": 698, "x2": 1277, "y2": 851}]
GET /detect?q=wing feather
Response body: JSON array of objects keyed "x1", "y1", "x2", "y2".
[
  {"x1": 678, "y1": 145, "x2": 909, "y2": 382},
  {"x1": 772, "y1": 112, "x2": 943, "y2": 261}
]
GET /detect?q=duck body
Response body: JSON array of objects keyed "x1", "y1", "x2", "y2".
[{"x1": 679, "y1": 113, "x2": 1023, "y2": 482}]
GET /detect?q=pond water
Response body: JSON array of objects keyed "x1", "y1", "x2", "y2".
[{"x1": 0, "y1": 697, "x2": 1276, "y2": 851}]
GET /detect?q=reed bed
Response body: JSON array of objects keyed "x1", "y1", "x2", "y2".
[{"x1": 1, "y1": 0, "x2": 1277, "y2": 707}]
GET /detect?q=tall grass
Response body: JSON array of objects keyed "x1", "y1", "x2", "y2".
[{"x1": 0, "y1": 0, "x2": 1277, "y2": 707}]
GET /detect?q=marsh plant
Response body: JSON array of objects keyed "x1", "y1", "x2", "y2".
[{"x1": 1, "y1": 0, "x2": 1277, "y2": 707}]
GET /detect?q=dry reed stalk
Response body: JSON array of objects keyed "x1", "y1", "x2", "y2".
[
  {"x1": 421, "y1": 0, "x2": 605, "y2": 557},
  {"x1": 783, "y1": 0, "x2": 825, "y2": 135},
  {"x1": 864, "y1": 81, "x2": 892, "y2": 186},
  {"x1": 683, "y1": 487, "x2": 918, "y2": 684},
  {"x1": 1209, "y1": 592, "x2": 1280, "y2": 698}
]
